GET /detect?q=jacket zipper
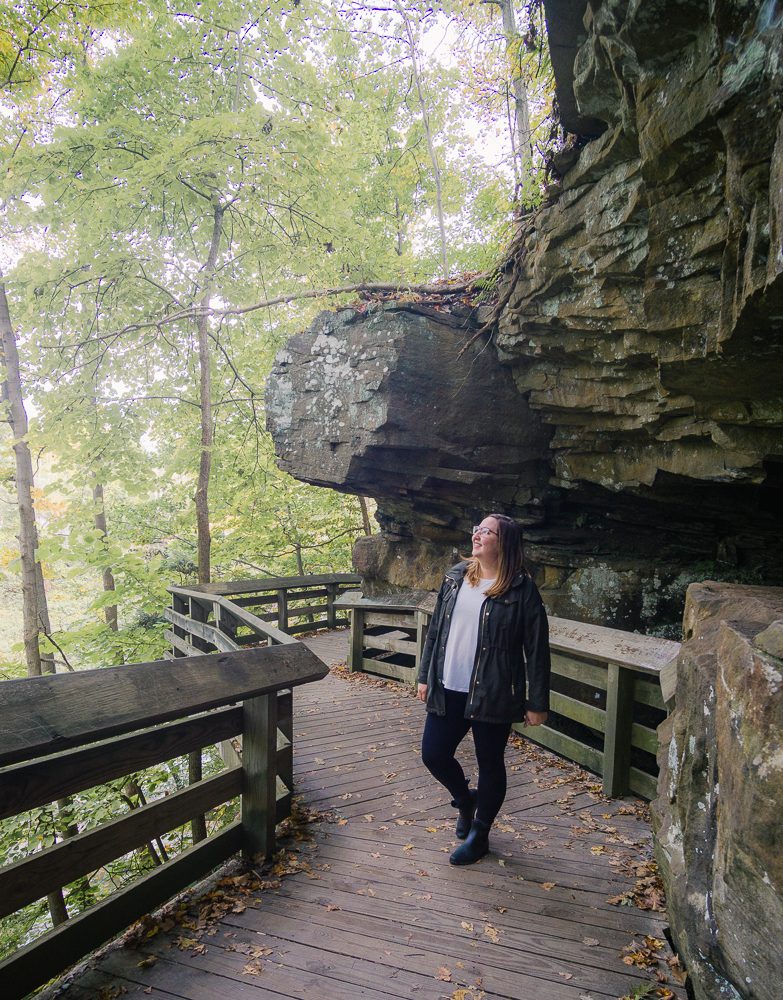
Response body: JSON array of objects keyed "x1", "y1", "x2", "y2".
[{"x1": 469, "y1": 597, "x2": 490, "y2": 705}]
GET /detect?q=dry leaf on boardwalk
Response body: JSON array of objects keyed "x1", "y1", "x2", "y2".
[
  {"x1": 484, "y1": 923, "x2": 500, "y2": 943},
  {"x1": 461, "y1": 920, "x2": 474, "y2": 932},
  {"x1": 542, "y1": 882, "x2": 556, "y2": 890},
  {"x1": 436, "y1": 966, "x2": 453, "y2": 981},
  {"x1": 583, "y1": 937, "x2": 600, "y2": 947},
  {"x1": 451, "y1": 989, "x2": 485, "y2": 1000},
  {"x1": 242, "y1": 960, "x2": 264, "y2": 976},
  {"x1": 325, "y1": 903, "x2": 340, "y2": 911}
]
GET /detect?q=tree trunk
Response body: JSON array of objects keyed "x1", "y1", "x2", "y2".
[
  {"x1": 194, "y1": 201, "x2": 224, "y2": 585},
  {"x1": 0, "y1": 278, "x2": 55, "y2": 676},
  {"x1": 93, "y1": 480, "x2": 119, "y2": 633},
  {"x1": 1, "y1": 277, "x2": 66, "y2": 925},
  {"x1": 359, "y1": 496, "x2": 373, "y2": 535},
  {"x1": 395, "y1": 2, "x2": 448, "y2": 276},
  {"x1": 501, "y1": 0, "x2": 532, "y2": 170},
  {"x1": 484, "y1": 0, "x2": 533, "y2": 197}
]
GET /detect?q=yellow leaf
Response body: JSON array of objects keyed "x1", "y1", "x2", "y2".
[
  {"x1": 542, "y1": 882, "x2": 556, "y2": 890},
  {"x1": 461, "y1": 921, "x2": 474, "y2": 932},
  {"x1": 483, "y1": 923, "x2": 500, "y2": 944}
]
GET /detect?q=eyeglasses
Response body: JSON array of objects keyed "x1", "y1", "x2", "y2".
[{"x1": 472, "y1": 525, "x2": 498, "y2": 537}]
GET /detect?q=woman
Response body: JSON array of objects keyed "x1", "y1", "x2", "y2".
[{"x1": 417, "y1": 514, "x2": 551, "y2": 865}]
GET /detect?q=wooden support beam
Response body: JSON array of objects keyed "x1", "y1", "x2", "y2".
[
  {"x1": 349, "y1": 609, "x2": 364, "y2": 673},
  {"x1": 242, "y1": 694, "x2": 278, "y2": 861},
  {"x1": 603, "y1": 663, "x2": 635, "y2": 797}
]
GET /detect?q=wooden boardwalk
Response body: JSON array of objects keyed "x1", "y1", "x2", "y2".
[{"x1": 53, "y1": 630, "x2": 684, "y2": 1000}]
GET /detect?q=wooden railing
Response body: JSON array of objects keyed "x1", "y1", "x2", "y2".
[
  {"x1": 0, "y1": 644, "x2": 327, "y2": 1000},
  {"x1": 336, "y1": 590, "x2": 680, "y2": 800},
  {"x1": 336, "y1": 590, "x2": 436, "y2": 687},
  {"x1": 167, "y1": 573, "x2": 361, "y2": 655}
]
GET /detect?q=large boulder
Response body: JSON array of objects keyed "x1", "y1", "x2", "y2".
[
  {"x1": 652, "y1": 582, "x2": 783, "y2": 1000},
  {"x1": 266, "y1": 303, "x2": 553, "y2": 591}
]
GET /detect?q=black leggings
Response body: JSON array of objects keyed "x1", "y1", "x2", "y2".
[{"x1": 421, "y1": 688, "x2": 511, "y2": 827}]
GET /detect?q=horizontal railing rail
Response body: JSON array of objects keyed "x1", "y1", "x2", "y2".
[
  {"x1": 168, "y1": 573, "x2": 360, "y2": 653},
  {"x1": 0, "y1": 644, "x2": 328, "y2": 1000},
  {"x1": 336, "y1": 590, "x2": 680, "y2": 800}
]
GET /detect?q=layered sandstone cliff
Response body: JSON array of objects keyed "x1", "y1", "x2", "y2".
[{"x1": 266, "y1": 0, "x2": 783, "y2": 633}]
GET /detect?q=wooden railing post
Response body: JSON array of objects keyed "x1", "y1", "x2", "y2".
[
  {"x1": 241, "y1": 693, "x2": 278, "y2": 861},
  {"x1": 414, "y1": 610, "x2": 429, "y2": 688},
  {"x1": 349, "y1": 608, "x2": 364, "y2": 673},
  {"x1": 188, "y1": 597, "x2": 211, "y2": 842},
  {"x1": 216, "y1": 604, "x2": 239, "y2": 645},
  {"x1": 603, "y1": 663, "x2": 635, "y2": 797},
  {"x1": 171, "y1": 593, "x2": 190, "y2": 657},
  {"x1": 276, "y1": 588, "x2": 288, "y2": 633},
  {"x1": 326, "y1": 582, "x2": 338, "y2": 629}
]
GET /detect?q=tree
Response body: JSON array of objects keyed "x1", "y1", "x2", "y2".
[{"x1": 0, "y1": 277, "x2": 55, "y2": 677}]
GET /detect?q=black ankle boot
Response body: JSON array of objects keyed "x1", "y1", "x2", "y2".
[
  {"x1": 449, "y1": 819, "x2": 490, "y2": 865},
  {"x1": 452, "y1": 790, "x2": 477, "y2": 840}
]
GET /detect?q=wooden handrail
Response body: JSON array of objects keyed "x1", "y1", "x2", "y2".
[
  {"x1": 0, "y1": 645, "x2": 328, "y2": 999},
  {"x1": 174, "y1": 572, "x2": 360, "y2": 597},
  {"x1": 0, "y1": 645, "x2": 325, "y2": 767}
]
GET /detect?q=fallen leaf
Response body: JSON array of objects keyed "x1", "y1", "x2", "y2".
[
  {"x1": 325, "y1": 903, "x2": 340, "y2": 912},
  {"x1": 590, "y1": 845, "x2": 605, "y2": 855},
  {"x1": 484, "y1": 923, "x2": 500, "y2": 944},
  {"x1": 542, "y1": 882, "x2": 556, "y2": 891},
  {"x1": 558, "y1": 972, "x2": 574, "y2": 980},
  {"x1": 425, "y1": 826, "x2": 438, "y2": 833},
  {"x1": 436, "y1": 966, "x2": 453, "y2": 982},
  {"x1": 461, "y1": 920, "x2": 474, "y2": 932},
  {"x1": 583, "y1": 937, "x2": 600, "y2": 947},
  {"x1": 403, "y1": 843, "x2": 414, "y2": 852},
  {"x1": 242, "y1": 960, "x2": 264, "y2": 976},
  {"x1": 137, "y1": 957, "x2": 157, "y2": 969}
]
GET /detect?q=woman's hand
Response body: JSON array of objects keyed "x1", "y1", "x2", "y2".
[
  {"x1": 523, "y1": 710, "x2": 548, "y2": 727},
  {"x1": 417, "y1": 683, "x2": 427, "y2": 703}
]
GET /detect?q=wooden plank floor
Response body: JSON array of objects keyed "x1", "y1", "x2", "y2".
[{"x1": 53, "y1": 631, "x2": 685, "y2": 1000}]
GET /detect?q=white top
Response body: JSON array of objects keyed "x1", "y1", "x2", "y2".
[{"x1": 442, "y1": 577, "x2": 496, "y2": 692}]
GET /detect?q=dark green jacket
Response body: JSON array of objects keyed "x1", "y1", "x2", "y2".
[{"x1": 417, "y1": 562, "x2": 551, "y2": 724}]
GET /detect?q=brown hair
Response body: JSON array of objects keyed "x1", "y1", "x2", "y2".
[{"x1": 465, "y1": 513, "x2": 528, "y2": 597}]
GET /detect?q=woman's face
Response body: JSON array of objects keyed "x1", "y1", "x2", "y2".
[{"x1": 471, "y1": 516, "x2": 501, "y2": 566}]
